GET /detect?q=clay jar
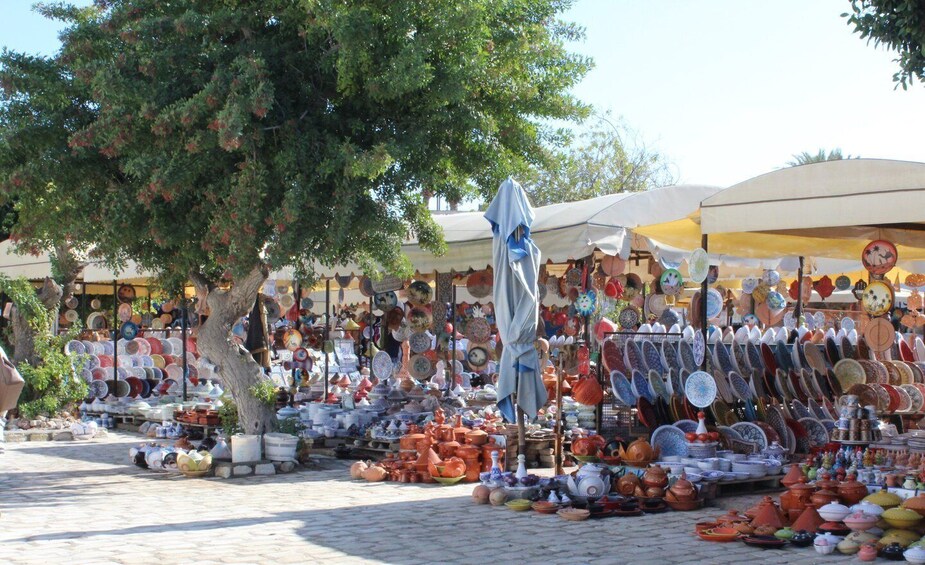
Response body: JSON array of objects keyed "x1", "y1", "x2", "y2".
[
  {"x1": 438, "y1": 440, "x2": 461, "y2": 460},
  {"x1": 781, "y1": 479, "x2": 816, "y2": 516},
  {"x1": 480, "y1": 438, "x2": 504, "y2": 472},
  {"x1": 667, "y1": 474, "x2": 697, "y2": 502},
  {"x1": 451, "y1": 415, "x2": 469, "y2": 443},
  {"x1": 811, "y1": 489, "x2": 840, "y2": 509},
  {"x1": 643, "y1": 465, "x2": 669, "y2": 489},
  {"x1": 616, "y1": 473, "x2": 641, "y2": 496},
  {"x1": 466, "y1": 429, "x2": 489, "y2": 446},
  {"x1": 837, "y1": 476, "x2": 869, "y2": 507}
]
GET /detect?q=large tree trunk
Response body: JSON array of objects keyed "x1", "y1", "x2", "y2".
[
  {"x1": 52, "y1": 243, "x2": 87, "y2": 309},
  {"x1": 11, "y1": 277, "x2": 62, "y2": 366},
  {"x1": 193, "y1": 265, "x2": 275, "y2": 435}
]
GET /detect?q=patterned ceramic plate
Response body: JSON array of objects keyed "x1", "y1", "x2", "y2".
[
  {"x1": 465, "y1": 318, "x2": 491, "y2": 344},
  {"x1": 679, "y1": 340, "x2": 696, "y2": 372},
  {"x1": 798, "y1": 417, "x2": 829, "y2": 447},
  {"x1": 575, "y1": 290, "x2": 597, "y2": 316},
  {"x1": 632, "y1": 370, "x2": 656, "y2": 404},
  {"x1": 669, "y1": 368, "x2": 683, "y2": 398},
  {"x1": 746, "y1": 341, "x2": 763, "y2": 371},
  {"x1": 659, "y1": 269, "x2": 684, "y2": 296},
  {"x1": 717, "y1": 425, "x2": 743, "y2": 442},
  {"x1": 466, "y1": 347, "x2": 489, "y2": 370},
  {"x1": 662, "y1": 340, "x2": 680, "y2": 372},
  {"x1": 803, "y1": 343, "x2": 828, "y2": 374},
  {"x1": 89, "y1": 379, "x2": 108, "y2": 398},
  {"x1": 715, "y1": 343, "x2": 735, "y2": 374},
  {"x1": 674, "y1": 419, "x2": 698, "y2": 434},
  {"x1": 733, "y1": 343, "x2": 750, "y2": 372},
  {"x1": 618, "y1": 305, "x2": 641, "y2": 329},
  {"x1": 602, "y1": 339, "x2": 627, "y2": 374},
  {"x1": 625, "y1": 340, "x2": 647, "y2": 373},
  {"x1": 649, "y1": 370, "x2": 670, "y2": 403},
  {"x1": 840, "y1": 336, "x2": 856, "y2": 362},
  {"x1": 684, "y1": 370, "x2": 717, "y2": 408},
  {"x1": 410, "y1": 354, "x2": 435, "y2": 378},
  {"x1": 790, "y1": 399, "x2": 812, "y2": 419},
  {"x1": 372, "y1": 351, "x2": 394, "y2": 380},
  {"x1": 834, "y1": 358, "x2": 865, "y2": 390},
  {"x1": 642, "y1": 340, "x2": 664, "y2": 373},
  {"x1": 728, "y1": 371, "x2": 752, "y2": 401},
  {"x1": 895, "y1": 386, "x2": 913, "y2": 413},
  {"x1": 688, "y1": 248, "x2": 709, "y2": 284},
  {"x1": 651, "y1": 425, "x2": 689, "y2": 458},
  {"x1": 765, "y1": 405, "x2": 790, "y2": 451},
  {"x1": 610, "y1": 370, "x2": 637, "y2": 406},
  {"x1": 409, "y1": 331, "x2": 432, "y2": 354},
  {"x1": 693, "y1": 332, "x2": 705, "y2": 367},
  {"x1": 731, "y1": 421, "x2": 768, "y2": 451},
  {"x1": 901, "y1": 384, "x2": 924, "y2": 413}
]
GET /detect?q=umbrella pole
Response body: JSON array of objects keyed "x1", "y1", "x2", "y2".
[
  {"x1": 554, "y1": 355, "x2": 563, "y2": 475},
  {"x1": 516, "y1": 366, "x2": 526, "y2": 467},
  {"x1": 700, "y1": 235, "x2": 709, "y2": 372},
  {"x1": 794, "y1": 256, "x2": 805, "y2": 322}
]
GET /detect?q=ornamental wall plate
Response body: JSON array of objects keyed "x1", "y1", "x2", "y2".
[{"x1": 862, "y1": 240, "x2": 898, "y2": 276}]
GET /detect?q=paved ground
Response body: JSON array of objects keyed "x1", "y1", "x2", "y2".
[{"x1": 1, "y1": 433, "x2": 844, "y2": 565}]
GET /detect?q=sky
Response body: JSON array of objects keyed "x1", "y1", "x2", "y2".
[{"x1": 3, "y1": 0, "x2": 925, "y2": 189}]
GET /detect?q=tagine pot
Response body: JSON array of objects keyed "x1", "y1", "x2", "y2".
[
  {"x1": 781, "y1": 464, "x2": 805, "y2": 489},
  {"x1": 902, "y1": 493, "x2": 925, "y2": 518},
  {"x1": 750, "y1": 496, "x2": 786, "y2": 530},
  {"x1": 811, "y1": 488, "x2": 840, "y2": 509},
  {"x1": 791, "y1": 503, "x2": 825, "y2": 533},
  {"x1": 838, "y1": 476, "x2": 869, "y2": 506},
  {"x1": 642, "y1": 464, "x2": 669, "y2": 489},
  {"x1": 781, "y1": 479, "x2": 816, "y2": 515}
]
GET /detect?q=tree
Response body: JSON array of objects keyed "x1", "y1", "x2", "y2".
[
  {"x1": 785, "y1": 148, "x2": 855, "y2": 167},
  {"x1": 0, "y1": 1, "x2": 591, "y2": 432},
  {"x1": 524, "y1": 114, "x2": 675, "y2": 206},
  {"x1": 845, "y1": 0, "x2": 925, "y2": 89}
]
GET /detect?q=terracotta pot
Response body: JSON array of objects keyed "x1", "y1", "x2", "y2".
[
  {"x1": 643, "y1": 465, "x2": 669, "y2": 489},
  {"x1": 466, "y1": 429, "x2": 489, "y2": 446},
  {"x1": 750, "y1": 496, "x2": 786, "y2": 529},
  {"x1": 400, "y1": 433, "x2": 425, "y2": 451},
  {"x1": 616, "y1": 473, "x2": 641, "y2": 496},
  {"x1": 455, "y1": 443, "x2": 480, "y2": 460},
  {"x1": 791, "y1": 503, "x2": 825, "y2": 533},
  {"x1": 480, "y1": 438, "x2": 504, "y2": 472},
  {"x1": 462, "y1": 456, "x2": 481, "y2": 482},
  {"x1": 838, "y1": 478, "x2": 869, "y2": 507},
  {"x1": 781, "y1": 464, "x2": 805, "y2": 489},
  {"x1": 902, "y1": 493, "x2": 925, "y2": 517},
  {"x1": 716, "y1": 509, "x2": 749, "y2": 525},
  {"x1": 781, "y1": 481, "x2": 816, "y2": 515},
  {"x1": 441, "y1": 457, "x2": 466, "y2": 478},
  {"x1": 437, "y1": 440, "x2": 460, "y2": 460},
  {"x1": 812, "y1": 489, "x2": 840, "y2": 509}
]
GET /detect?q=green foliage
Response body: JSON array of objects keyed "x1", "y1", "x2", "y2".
[
  {"x1": 1, "y1": 0, "x2": 591, "y2": 293},
  {"x1": 786, "y1": 148, "x2": 856, "y2": 167},
  {"x1": 0, "y1": 275, "x2": 52, "y2": 332},
  {"x1": 523, "y1": 113, "x2": 675, "y2": 206},
  {"x1": 17, "y1": 329, "x2": 88, "y2": 418},
  {"x1": 217, "y1": 396, "x2": 241, "y2": 437},
  {"x1": 276, "y1": 416, "x2": 303, "y2": 436},
  {"x1": 249, "y1": 379, "x2": 278, "y2": 407},
  {"x1": 845, "y1": 1, "x2": 925, "y2": 89}
]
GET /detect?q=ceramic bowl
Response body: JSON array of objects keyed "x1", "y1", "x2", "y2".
[
  {"x1": 505, "y1": 499, "x2": 532, "y2": 512},
  {"x1": 818, "y1": 502, "x2": 851, "y2": 522},
  {"x1": 557, "y1": 508, "x2": 590, "y2": 521}
]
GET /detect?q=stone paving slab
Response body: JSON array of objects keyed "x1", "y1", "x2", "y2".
[{"x1": 1, "y1": 433, "x2": 839, "y2": 564}]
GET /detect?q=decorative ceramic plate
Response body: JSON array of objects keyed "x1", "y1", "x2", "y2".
[
  {"x1": 717, "y1": 425, "x2": 743, "y2": 443},
  {"x1": 693, "y1": 331, "x2": 705, "y2": 367},
  {"x1": 575, "y1": 290, "x2": 596, "y2": 316},
  {"x1": 864, "y1": 317, "x2": 895, "y2": 352},
  {"x1": 861, "y1": 280, "x2": 894, "y2": 317},
  {"x1": 764, "y1": 405, "x2": 789, "y2": 449},
  {"x1": 466, "y1": 270, "x2": 493, "y2": 298},
  {"x1": 833, "y1": 358, "x2": 865, "y2": 390},
  {"x1": 895, "y1": 385, "x2": 913, "y2": 412},
  {"x1": 371, "y1": 351, "x2": 394, "y2": 380},
  {"x1": 648, "y1": 370, "x2": 670, "y2": 403},
  {"x1": 746, "y1": 341, "x2": 763, "y2": 371},
  {"x1": 373, "y1": 291, "x2": 398, "y2": 314},
  {"x1": 465, "y1": 317, "x2": 491, "y2": 344},
  {"x1": 466, "y1": 347, "x2": 488, "y2": 370},
  {"x1": 762, "y1": 270, "x2": 781, "y2": 286},
  {"x1": 661, "y1": 340, "x2": 680, "y2": 371},
  {"x1": 618, "y1": 305, "x2": 641, "y2": 329},
  {"x1": 688, "y1": 248, "x2": 709, "y2": 284},
  {"x1": 410, "y1": 354, "x2": 435, "y2": 378},
  {"x1": 730, "y1": 421, "x2": 768, "y2": 451},
  {"x1": 645, "y1": 293, "x2": 669, "y2": 318},
  {"x1": 409, "y1": 331, "x2": 432, "y2": 354},
  {"x1": 651, "y1": 425, "x2": 689, "y2": 458},
  {"x1": 679, "y1": 340, "x2": 696, "y2": 372},
  {"x1": 901, "y1": 384, "x2": 924, "y2": 413},
  {"x1": 728, "y1": 371, "x2": 752, "y2": 401},
  {"x1": 684, "y1": 370, "x2": 717, "y2": 408},
  {"x1": 642, "y1": 340, "x2": 663, "y2": 373},
  {"x1": 790, "y1": 399, "x2": 812, "y2": 419},
  {"x1": 120, "y1": 322, "x2": 139, "y2": 341},
  {"x1": 862, "y1": 239, "x2": 898, "y2": 275},
  {"x1": 705, "y1": 288, "x2": 723, "y2": 320},
  {"x1": 766, "y1": 291, "x2": 786, "y2": 311},
  {"x1": 674, "y1": 419, "x2": 698, "y2": 433},
  {"x1": 407, "y1": 280, "x2": 433, "y2": 305},
  {"x1": 715, "y1": 343, "x2": 735, "y2": 374},
  {"x1": 632, "y1": 370, "x2": 656, "y2": 404},
  {"x1": 602, "y1": 339, "x2": 626, "y2": 374},
  {"x1": 659, "y1": 269, "x2": 683, "y2": 296},
  {"x1": 741, "y1": 276, "x2": 759, "y2": 295},
  {"x1": 798, "y1": 417, "x2": 829, "y2": 447},
  {"x1": 610, "y1": 370, "x2": 637, "y2": 406},
  {"x1": 625, "y1": 340, "x2": 647, "y2": 373}
]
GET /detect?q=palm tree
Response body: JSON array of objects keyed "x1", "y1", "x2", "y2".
[{"x1": 786, "y1": 148, "x2": 856, "y2": 167}]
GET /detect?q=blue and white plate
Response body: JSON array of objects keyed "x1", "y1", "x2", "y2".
[
  {"x1": 705, "y1": 288, "x2": 724, "y2": 319},
  {"x1": 649, "y1": 370, "x2": 670, "y2": 403},
  {"x1": 731, "y1": 421, "x2": 768, "y2": 451},
  {"x1": 625, "y1": 340, "x2": 647, "y2": 373},
  {"x1": 642, "y1": 340, "x2": 664, "y2": 373},
  {"x1": 799, "y1": 417, "x2": 830, "y2": 447},
  {"x1": 674, "y1": 419, "x2": 699, "y2": 434},
  {"x1": 733, "y1": 343, "x2": 750, "y2": 372},
  {"x1": 746, "y1": 341, "x2": 763, "y2": 371},
  {"x1": 679, "y1": 340, "x2": 697, "y2": 372},
  {"x1": 668, "y1": 369, "x2": 683, "y2": 398},
  {"x1": 715, "y1": 342, "x2": 735, "y2": 374},
  {"x1": 661, "y1": 340, "x2": 680, "y2": 371},
  {"x1": 684, "y1": 370, "x2": 717, "y2": 408},
  {"x1": 717, "y1": 425, "x2": 743, "y2": 442},
  {"x1": 728, "y1": 371, "x2": 752, "y2": 401},
  {"x1": 610, "y1": 370, "x2": 637, "y2": 406},
  {"x1": 631, "y1": 370, "x2": 656, "y2": 403},
  {"x1": 693, "y1": 331, "x2": 705, "y2": 367},
  {"x1": 790, "y1": 399, "x2": 812, "y2": 419},
  {"x1": 651, "y1": 425, "x2": 689, "y2": 458}
]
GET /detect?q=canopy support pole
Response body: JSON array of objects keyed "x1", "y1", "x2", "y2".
[
  {"x1": 699, "y1": 235, "x2": 709, "y2": 372},
  {"x1": 181, "y1": 299, "x2": 188, "y2": 402},
  {"x1": 450, "y1": 281, "x2": 457, "y2": 395},
  {"x1": 554, "y1": 354, "x2": 563, "y2": 475},
  {"x1": 324, "y1": 279, "x2": 329, "y2": 400},
  {"x1": 794, "y1": 256, "x2": 805, "y2": 322},
  {"x1": 112, "y1": 280, "x2": 119, "y2": 398}
]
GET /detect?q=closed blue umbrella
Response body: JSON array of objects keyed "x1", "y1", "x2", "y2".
[{"x1": 484, "y1": 178, "x2": 545, "y2": 423}]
